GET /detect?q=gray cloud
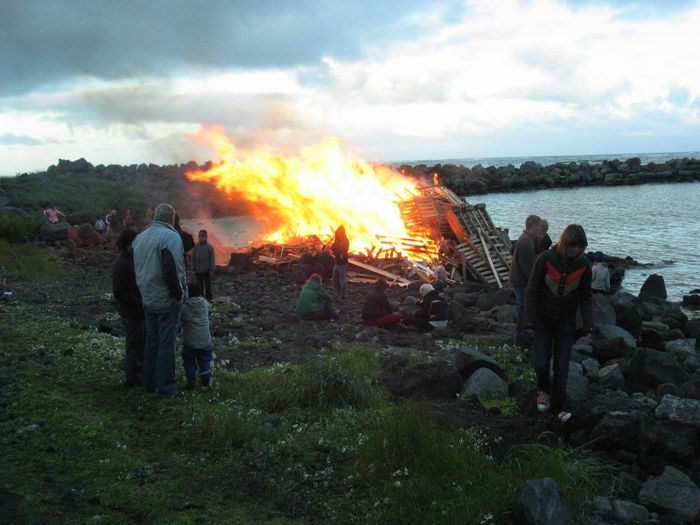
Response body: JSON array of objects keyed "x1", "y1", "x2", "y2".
[
  {"x1": 0, "y1": 0, "x2": 434, "y2": 95},
  {"x1": 0, "y1": 133, "x2": 49, "y2": 145}
]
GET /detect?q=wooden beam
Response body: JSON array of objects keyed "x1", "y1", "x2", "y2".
[{"x1": 348, "y1": 257, "x2": 412, "y2": 286}]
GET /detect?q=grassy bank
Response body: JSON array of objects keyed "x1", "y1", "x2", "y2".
[
  {"x1": 1, "y1": 303, "x2": 613, "y2": 524},
  {"x1": 0, "y1": 240, "x2": 64, "y2": 283}
]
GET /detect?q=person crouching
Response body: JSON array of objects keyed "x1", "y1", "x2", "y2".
[
  {"x1": 180, "y1": 282, "x2": 213, "y2": 388},
  {"x1": 295, "y1": 273, "x2": 337, "y2": 320},
  {"x1": 362, "y1": 278, "x2": 402, "y2": 327},
  {"x1": 404, "y1": 283, "x2": 448, "y2": 331}
]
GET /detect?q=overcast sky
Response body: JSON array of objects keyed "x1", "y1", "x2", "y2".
[{"x1": 1, "y1": 0, "x2": 699, "y2": 175}]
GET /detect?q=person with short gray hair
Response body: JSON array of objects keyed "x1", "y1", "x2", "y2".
[{"x1": 133, "y1": 202, "x2": 187, "y2": 396}]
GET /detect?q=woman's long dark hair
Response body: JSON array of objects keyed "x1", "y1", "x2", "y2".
[{"x1": 556, "y1": 224, "x2": 588, "y2": 259}]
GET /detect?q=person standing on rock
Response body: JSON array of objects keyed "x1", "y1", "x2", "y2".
[
  {"x1": 535, "y1": 219, "x2": 552, "y2": 254},
  {"x1": 524, "y1": 224, "x2": 593, "y2": 423},
  {"x1": 112, "y1": 229, "x2": 145, "y2": 387},
  {"x1": 43, "y1": 205, "x2": 65, "y2": 224},
  {"x1": 509, "y1": 215, "x2": 543, "y2": 346},
  {"x1": 331, "y1": 225, "x2": 350, "y2": 298},
  {"x1": 192, "y1": 229, "x2": 216, "y2": 301},
  {"x1": 591, "y1": 254, "x2": 611, "y2": 294},
  {"x1": 133, "y1": 203, "x2": 188, "y2": 396}
]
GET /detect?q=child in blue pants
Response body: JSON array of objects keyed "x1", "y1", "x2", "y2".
[{"x1": 180, "y1": 283, "x2": 213, "y2": 388}]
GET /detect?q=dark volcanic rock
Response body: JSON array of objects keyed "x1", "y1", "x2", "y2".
[
  {"x1": 638, "y1": 466, "x2": 700, "y2": 521},
  {"x1": 516, "y1": 477, "x2": 572, "y2": 525},
  {"x1": 451, "y1": 347, "x2": 504, "y2": 379},
  {"x1": 379, "y1": 362, "x2": 463, "y2": 399},
  {"x1": 628, "y1": 348, "x2": 690, "y2": 389},
  {"x1": 639, "y1": 274, "x2": 667, "y2": 301}
]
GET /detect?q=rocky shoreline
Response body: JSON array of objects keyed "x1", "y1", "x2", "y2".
[{"x1": 3, "y1": 239, "x2": 700, "y2": 523}]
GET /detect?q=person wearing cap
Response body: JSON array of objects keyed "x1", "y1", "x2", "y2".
[{"x1": 404, "y1": 283, "x2": 448, "y2": 331}]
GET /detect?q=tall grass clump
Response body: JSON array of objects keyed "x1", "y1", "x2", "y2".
[
  {"x1": 356, "y1": 405, "x2": 611, "y2": 524},
  {"x1": 0, "y1": 240, "x2": 64, "y2": 282},
  {"x1": 0, "y1": 211, "x2": 43, "y2": 242}
]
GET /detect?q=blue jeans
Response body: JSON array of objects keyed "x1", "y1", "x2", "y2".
[
  {"x1": 513, "y1": 286, "x2": 528, "y2": 341},
  {"x1": 533, "y1": 320, "x2": 575, "y2": 411},
  {"x1": 332, "y1": 263, "x2": 348, "y2": 297},
  {"x1": 142, "y1": 303, "x2": 181, "y2": 395},
  {"x1": 182, "y1": 344, "x2": 213, "y2": 383}
]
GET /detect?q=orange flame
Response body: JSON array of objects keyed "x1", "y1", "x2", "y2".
[{"x1": 187, "y1": 127, "x2": 436, "y2": 259}]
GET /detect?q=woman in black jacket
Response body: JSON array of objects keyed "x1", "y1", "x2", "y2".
[
  {"x1": 112, "y1": 229, "x2": 145, "y2": 386},
  {"x1": 525, "y1": 224, "x2": 593, "y2": 423}
]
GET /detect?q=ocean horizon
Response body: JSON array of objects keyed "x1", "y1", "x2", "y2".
[{"x1": 396, "y1": 150, "x2": 700, "y2": 170}]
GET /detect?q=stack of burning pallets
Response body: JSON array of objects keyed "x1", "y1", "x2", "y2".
[{"x1": 243, "y1": 184, "x2": 512, "y2": 288}]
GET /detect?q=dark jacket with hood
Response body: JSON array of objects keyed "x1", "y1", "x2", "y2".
[
  {"x1": 524, "y1": 248, "x2": 593, "y2": 330},
  {"x1": 112, "y1": 252, "x2": 144, "y2": 320},
  {"x1": 509, "y1": 230, "x2": 538, "y2": 287},
  {"x1": 362, "y1": 291, "x2": 393, "y2": 322}
]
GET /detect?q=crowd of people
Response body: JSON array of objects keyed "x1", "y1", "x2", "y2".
[{"x1": 110, "y1": 201, "x2": 606, "y2": 425}]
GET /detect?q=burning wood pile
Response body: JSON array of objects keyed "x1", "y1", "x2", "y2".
[
  {"x1": 244, "y1": 184, "x2": 512, "y2": 288},
  {"x1": 183, "y1": 130, "x2": 512, "y2": 287}
]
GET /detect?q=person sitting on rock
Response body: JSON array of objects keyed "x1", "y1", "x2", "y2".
[
  {"x1": 43, "y1": 205, "x2": 65, "y2": 224},
  {"x1": 591, "y1": 253, "x2": 610, "y2": 294},
  {"x1": 524, "y1": 224, "x2": 593, "y2": 424},
  {"x1": 403, "y1": 283, "x2": 448, "y2": 331},
  {"x1": 295, "y1": 273, "x2": 337, "y2": 320},
  {"x1": 362, "y1": 278, "x2": 402, "y2": 327},
  {"x1": 299, "y1": 244, "x2": 322, "y2": 278}
]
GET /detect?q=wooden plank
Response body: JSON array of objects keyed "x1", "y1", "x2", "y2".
[
  {"x1": 478, "y1": 228, "x2": 502, "y2": 288},
  {"x1": 348, "y1": 258, "x2": 413, "y2": 286}
]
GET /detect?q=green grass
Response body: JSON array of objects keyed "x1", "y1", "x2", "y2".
[
  {"x1": 0, "y1": 240, "x2": 65, "y2": 282},
  {"x1": 0, "y1": 211, "x2": 43, "y2": 242},
  {"x1": 1, "y1": 304, "x2": 613, "y2": 524}
]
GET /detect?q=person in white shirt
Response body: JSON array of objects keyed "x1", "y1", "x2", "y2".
[{"x1": 591, "y1": 254, "x2": 611, "y2": 294}]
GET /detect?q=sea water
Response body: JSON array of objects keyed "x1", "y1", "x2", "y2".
[{"x1": 475, "y1": 182, "x2": 700, "y2": 301}]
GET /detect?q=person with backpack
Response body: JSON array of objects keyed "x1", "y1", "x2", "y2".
[{"x1": 524, "y1": 224, "x2": 593, "y2": 423}]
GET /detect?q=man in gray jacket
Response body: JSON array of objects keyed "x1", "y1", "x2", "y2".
[
  {"x1": 509, "y1": 214, "x2": 543, "y2": 346},
  {"x1": 192, "y1": 229, "x2": 216, "y2": 301},
  {"x1": 133, "y1": 203, "x2": 188, "y2": 395}
]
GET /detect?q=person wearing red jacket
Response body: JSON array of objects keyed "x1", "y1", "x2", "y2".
[{"x1": 524, "y1": 224, "x2": 593, "y2": 423}]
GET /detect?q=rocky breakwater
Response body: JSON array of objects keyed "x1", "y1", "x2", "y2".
[{"x1": 400, "y1": 156, "x2": 700, "y2": 196}]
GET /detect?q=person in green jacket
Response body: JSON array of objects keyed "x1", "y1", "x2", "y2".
[{"x1": 295, "y1": 273, "x2": 337, "y2": 320}]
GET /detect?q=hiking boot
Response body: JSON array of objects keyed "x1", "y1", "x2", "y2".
[
  {"x1": 201, "y1": 375, "x2": 212, "y2": 388},
  {"x1": 536, "y1": 391, "x2": 550, "y2": 413},
  {"x1": 185, "y1": 377, "x2": 196, "y2": 390}
]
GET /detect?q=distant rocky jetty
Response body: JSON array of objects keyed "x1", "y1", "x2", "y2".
[{"x1": 400, "y1": 157, "x2": 700, "y2": 196}]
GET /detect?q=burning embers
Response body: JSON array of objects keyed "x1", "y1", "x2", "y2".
[{"x1": 185, "y1": 128, "x2": 436, "y2": 260}]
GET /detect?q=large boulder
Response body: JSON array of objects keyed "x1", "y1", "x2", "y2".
[
  {"x1": 628, "y1": 348, "x2": 690, "y2": 389},
  {"x1": 598, "y1": 363, "x2": 625, "y2": 390},
  {"x1": 591, "y1": 411, "x2": 644, "y2": 453},
  {"x1": 684, "y1": 319, "x2": 700, "y2": 349},
  {"x1": 592, "y1": 324, "x2": 636, "y2": 362},
  {"x1": 609, "y1": 291, "x2": 643, "y2": 336},
  {"x1": 638, "y1": 274, "x2": 667, "y2": 301},
  {"x1": 640, "y1": 419, "x2": 699, "y2": 464},
  {"x1": 460, "y1": 368, "x2": 508, "y2": 402},
  {"x1": 664, "y1": 338, "x2": 697, "y2": 357},
  {"x1": 591, "y1": 293, "x2": 616, "y2": 326},
  {"x1": 475, "y1": 288, "x2": 513, "y2": 311},
  {"x1": 451, "y1": 347, "x2": 503, "y2": 379},
  {"x1": 566, "y1": 362, "x2": 588, "y2": 403},
  {"x1": 638, "y1": 466, "x2": 700, "y2": 521},
  {"x1": 611, "y1": 499, "x2": 649, "y2": 524},
  {"x1": 655, "y1": 394, "x2": 700, "y2": 427},
  {"x1": 516, "y1": 478, "x2": 572, "y2": 525},
  {"x1": 640, "y1": 321, "x2": 670, "y2": 349},
  {"x1": 379, "y1": 362, "x2": 463, "y2": 399},
  {"x1": 75, "y1": 224, "x2": 103, "y2": 247},
  {"x1": 38, "y1": 221, "x2": 71, "y2": 242}
]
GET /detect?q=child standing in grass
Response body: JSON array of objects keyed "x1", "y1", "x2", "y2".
[{"x1": 180, "y1": 282, "x2": 213, "y2": 388}]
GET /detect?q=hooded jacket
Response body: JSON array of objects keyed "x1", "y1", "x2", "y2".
[
  {"x1": 181, "y1": 296, "x2": 212, "y2": 348},
  {"x1": 112, "y1": 251, "x2": 144, "y2": 320},
  {"x1": 509, "y1": 230, "x2": 538, "y2": 287},
  {"x1": 133, "y1": 220, "x2": 187, "y2": 311},
  {"x1": 295, "y1": 280, "x2": 331, "y2": 319},
  {"x1": 524, "y1": 248, "x2": 593, "y2": 330}
]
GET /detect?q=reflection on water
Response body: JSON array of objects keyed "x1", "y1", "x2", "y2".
[
  {"x1": 476, "y1": 182, "x2": 700, "y2": 301},
  {"x1": 182, "y1": 182, "x2": 700, "y2": 301}
]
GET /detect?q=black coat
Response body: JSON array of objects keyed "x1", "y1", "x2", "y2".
[
  {"x1": 362, "y1": 291, "x2": 393, "y2": 321},
  {"x1": 112, "y1": 252, "x2": 144, "y2": 320}
]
